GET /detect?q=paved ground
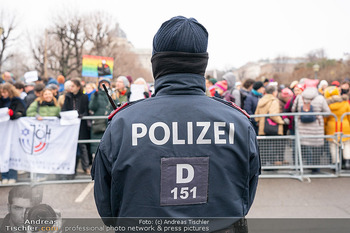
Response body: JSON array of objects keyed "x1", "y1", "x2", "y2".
[
  {"x1": 0, "y1": 177, "x2": 349, "y2": 219},
  {"x1": 247, "y1": 177, "x2": 350, "y2": 218}
]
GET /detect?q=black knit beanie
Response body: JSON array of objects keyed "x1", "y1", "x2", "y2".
[
  {"x1": 253, "y1": 81, "x2": 264, "y2": 90},
  {"x1": 152, "y1": 16, "x2": 208, "y2": 55}
]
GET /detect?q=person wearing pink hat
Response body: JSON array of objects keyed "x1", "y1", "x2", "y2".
[
  {"x1": 214, "y1": 80, "x2": 227, "y2": 98},
  {"x1": 279, "y1": 88, "x2": 293, "y2": 111}
]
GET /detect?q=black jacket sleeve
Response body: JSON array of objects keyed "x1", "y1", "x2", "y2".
[
  {"x1": 10, "y1": 98, "x2": 26, "y2": 120},
  {"x1": 80, "y1": 94, "x2": 89, "y2": 117},
  {"x1": 61, "y1": 93, "x2": 72, "y2": 112}
]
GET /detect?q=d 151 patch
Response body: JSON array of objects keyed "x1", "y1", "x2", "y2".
[{"x1": 160, "y1": 157, "x2": 209, "y2": 206}]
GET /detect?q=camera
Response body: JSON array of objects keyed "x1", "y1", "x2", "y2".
[{"x1": 24, "y1": 204, "x2": 61, "y2": 232}]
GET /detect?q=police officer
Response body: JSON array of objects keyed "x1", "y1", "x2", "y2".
[{"x1": 92, "y1": 16, "x2": 260, "y2": 231}]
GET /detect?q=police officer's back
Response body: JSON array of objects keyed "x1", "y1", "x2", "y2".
[{"x1": 92, "y1": 16, "x2": 260, "y2": 228}]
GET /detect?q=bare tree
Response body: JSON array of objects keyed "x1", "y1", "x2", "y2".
[
  {"x1": 84, "y1": 11, "x2": 118, "y2": 56},
  {"x1": 0, "y1": 9, "x2": 18, "y2": 73},
  {"x1": 29, "y1": 33, "x2": 46, "y2": 77},
  {"x1": 46, "y1": 14, "x2": 87, "y2": 78},
  {"x1": 307, "y1": 48, "x2": 326, "y2": 63},
  {"x1": 30, "y1": 10, "x2": 152, "y2": 81}
]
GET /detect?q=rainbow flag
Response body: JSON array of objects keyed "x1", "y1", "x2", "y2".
[{"x1": 82, "y1": 55, "x2": 114, "y2": 78}]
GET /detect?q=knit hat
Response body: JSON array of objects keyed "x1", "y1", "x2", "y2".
[
  {"x1": 152, "y1": 16, "x2": 208, "y2": 55},
  {"x1": 57, "y1": 75, "x2": 65, "y2": 84},
  {"x1": 215, "y1": 80, "x2": 227, "y2": 92},
  {"x1": 281, "y1": 88, "x2": 293, "y2": 98},
  {"x1": 304, "y1": 79, "x2": 319, "y2": 88},
  {"x1": 324, "y1": 86, "x2": 340, "y2": 99},
  {"x1": 117, "y1": 76, "x2": 130, "y2": 87},
  {"x1": 48, "y1": 78, "x2": 58, "y2": 85},
  {"x1": 318, "y1": 80, "x2": 328, "y2": 89},
  {"x1": 331, "y1": 80, "x2": 340, "y2": 87},
  {"x1": 294, "y1": 84, "x2": 304, "y2": 92},
  {"x1": 99, "y1": 78, "x2": 111, "y2": 86},
  {"x1": 209, "y1": 78, "x2": 217, "y2": 85},
  {"x1": 290, "y1": 80, "x2": 299, "y2": 89},
  {"x1": 253, "y1": 81, "x2": 264, "y2": 90},
  {"x1": 47, "y1": 83, "x2": 58, "y2": 90},
  {"x1": 126, "y1": 76, "x2": 133, "y2": 85}
]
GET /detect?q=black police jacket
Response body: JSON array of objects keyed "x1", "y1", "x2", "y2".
[{"x1": 92, "y1": 73, "x2": 260, "y2": 219}]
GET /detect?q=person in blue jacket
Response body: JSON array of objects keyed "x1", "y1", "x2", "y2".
[
  {"x1": 243, "y1": 81, "x2": 265, "y2": 133},
  {"x1": 92, "y1": 16, "x2": 260, "y2": 232}
]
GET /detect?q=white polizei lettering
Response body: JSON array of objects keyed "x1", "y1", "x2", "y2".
[
  {"x1": 229, "y1": 123, "x2": 235, "y2": 144},
  {"x1": 132, "y1": 123, "x2": 147, "y2": 146},
  {"x1": 176, "y1": 164, "x2": 194, "y2": 184},
  {"x1": 196, "y1": 122, "x2": 211, "y2": 144},
  {"x1": 132, "y1": 121, "x2": 235, "y2": 146},
  {"x1": 187, "y1": 122, "x2": 193, "y2": 145},
  {"x1": 149, "y1": 122, "x2": 170, "y2": 145},
  {"x1": 214, "y1": 122, "x2": 226, "y2": 144},
  {"x1": 172, "y1": 122, "x2": 185, "y2": 145}
]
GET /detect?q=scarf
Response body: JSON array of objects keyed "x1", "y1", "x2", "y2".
[
  {"x1": 39, "y1": 100, "x2": 55, "y2": 107},
  {"x1": 151, "y1": 51, "x2": 208, "y2": 80},
  {"x1": 252, "y1": 89, "x2": 263, "y2": 97}
]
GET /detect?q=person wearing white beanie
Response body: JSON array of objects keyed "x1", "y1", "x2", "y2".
[
  {"x1": 318, "y1": 80, "x2": 328, "y2": 95},
  {"x1": 115, "y1": 76, "x2": 130, "y2": 104}
]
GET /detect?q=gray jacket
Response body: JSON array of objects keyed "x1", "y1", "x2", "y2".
[{"x1": 292, "y1": 87, "x2": 330, "y2": 146}]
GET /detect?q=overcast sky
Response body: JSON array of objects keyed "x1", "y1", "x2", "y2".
[{"x1": 1, "y1": 0, "x2": 350, "y2": 70}]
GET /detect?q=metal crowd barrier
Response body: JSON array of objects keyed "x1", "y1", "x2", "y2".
[
  {"x1": 250, "y1": 112, "x2": 339, "y2": 181},
  {"x1": 1, "y1": 112, "x2": 348, "y2": 187}
]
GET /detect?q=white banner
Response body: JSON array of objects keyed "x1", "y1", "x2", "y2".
[
  {"x1": 0, "y1": 117, "x2": 81, "y2": 174},
  {"x1": 0, "y1": 120, "x2": 13, "y2": 173}
]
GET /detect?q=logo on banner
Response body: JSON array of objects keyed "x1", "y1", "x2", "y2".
[{"x1": 19, "y1": 124, "x2": 51, "y2": 155}]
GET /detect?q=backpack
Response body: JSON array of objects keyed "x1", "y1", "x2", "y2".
[{"x1": 300, "y1": 98, "x2": 317, "y2": 123}]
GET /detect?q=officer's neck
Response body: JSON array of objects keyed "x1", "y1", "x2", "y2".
[{"x1": 154, "y1": 74, "x2": 206, "y2": 96}]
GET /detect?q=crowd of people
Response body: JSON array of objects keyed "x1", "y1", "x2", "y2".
[
  {"x1": 1, "y1": 70, "x2": 350, "y2": 184},
  {"x1": 0, "y1": 72, "x2": 151, "y2": 184},
  {"x1": 206, "y1": 73, "x2": 350, "y2": 171}
]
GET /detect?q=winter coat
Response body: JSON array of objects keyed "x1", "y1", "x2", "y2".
[
  {"x1": 0, "y1": 97, "x2": 26, "y2": 120},
  {"x1": 62, "y1": 92, "x2": 90, "y2": 140},
  {"x1": 26, "y1": 100, "x2": 61, "y2": 117},
  {"x1": 283, "y1": 95, "x2": 296, "y2": 131},
  {"x1": 255, "y1": 94, "x2": 284, "y2": 135},
  {"x1": 244, "y1": 91, "x2": 262, "y2": 115},
  {"x1": 116, "y1": 89, "x2": 130, "y2": 104},
  {"x1": 239, "y1": 88, "x2": 250, "y2": 109},
  {"x1": 89, "y1": 88, "x2": 116, "y2": 153},
  {"x1": 24, "y1": 90, "x2": 36, "y2": 109},
  {"x1": 324, "y1": 94, "x2": 350, "y2": 142},
  {"x1": 92, "y1": 74, "x2": 260, "y2": 219},
  {"x1": 292, "y1": 87, "x2": 330, "y2": 146}
]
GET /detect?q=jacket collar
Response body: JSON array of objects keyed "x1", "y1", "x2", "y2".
[{"x1": 154, "y1": 73, "x2": 206, "y2": 96}]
